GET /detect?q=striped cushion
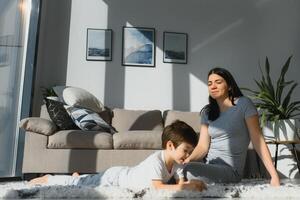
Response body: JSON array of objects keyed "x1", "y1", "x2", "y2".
[{"x1": 65, "y1": 106, "x2": 116, "y2": 133}]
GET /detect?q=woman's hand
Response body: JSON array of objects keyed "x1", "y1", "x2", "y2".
[
  {"x1": 183, "y1": 157, "x2": 191, "y2": 164},
  {"x1": 270, "y1": 175, "x2": 280, "y2": 187}
]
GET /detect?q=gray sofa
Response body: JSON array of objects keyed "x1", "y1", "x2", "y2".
[{"x1": 22, "y1": 105, "x2": 264, "y2": 178}]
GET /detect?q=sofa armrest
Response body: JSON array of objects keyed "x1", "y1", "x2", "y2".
[{"x1": 20, "y1": 117, "x2": 57, "y2": 136}]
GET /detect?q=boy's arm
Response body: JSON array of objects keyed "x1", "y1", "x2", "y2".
[
  {"x1": 151, "y1": 178, "x2": 206, "y2": 191},
  {"x1": 177, "y1": 177, "x2": 185, "y2": 185}
]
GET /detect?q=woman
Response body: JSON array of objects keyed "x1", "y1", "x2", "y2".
[{"x1": 184, "y1": 67, "x2": 280, "y2": 186}]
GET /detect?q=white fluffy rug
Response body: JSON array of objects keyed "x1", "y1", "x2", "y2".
[{"x1": 0, "y1": 179, "x2": 300, "y2": 199}]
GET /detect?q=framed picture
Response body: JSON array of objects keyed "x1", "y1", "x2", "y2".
[
  {"x1": 163, "y1": 32, "x2": 188, "y2": 64},
  {"x1": 86, "y1": 28, "x2": 112, "y2": 61},
  {"x1": 122, "y1": 27, "x2": 155, "y2": 67}
]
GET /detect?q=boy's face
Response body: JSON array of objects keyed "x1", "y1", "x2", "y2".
[{"x1": 168, "y1": 141, "x2": 194, "y2": 164}]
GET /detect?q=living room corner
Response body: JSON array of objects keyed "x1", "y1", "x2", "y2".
[{"x1": 1, "y1": 0, "x2": 300, "y2": 198}]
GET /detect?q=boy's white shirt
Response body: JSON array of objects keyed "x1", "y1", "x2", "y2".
[{"x1": 118, "y1": 150, "x2": 184, "y2": 190}]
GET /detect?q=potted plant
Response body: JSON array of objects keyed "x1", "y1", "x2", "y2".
[
  {"x1": 41, "y1": 86, "x2": 57, "y2": 98},
  {"x1": 41, "y1": 86, "x2": 60, "y2": 102},
  {"x1": 242, "y1": 56, "x2": 300, "y2": 141}
]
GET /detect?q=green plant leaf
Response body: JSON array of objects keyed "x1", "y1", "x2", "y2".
[
  {"x1": 286, "y1": 101, "x2": 300, "y2": 117},
  {"x1": 275, "y1": 55, "x2": 292, "y2": 103},
  {"x1": 254, "y1": 80, "x2": 264, "y2": 91},
  {"x1": 264, "y1": 57, "x2": 275, "y2": 98},
  {"x1": 41, "y1": 86, "x2": 57, "y2": 98},
  {"x1": 260, "y1": 111, "x2": 267, "y2": 128},
  {"x1": 282, "y1": 80, "x2": 294, "y2": 87},
  {"x1": 290, "y1": 113, "x2": 300, "y2": 118},
  {"x1": 282, "y1": 82, "x2": 298, "y2": 110},
  {"x1": 244, "y1": 55, "x2": 298, "y2": 128}
]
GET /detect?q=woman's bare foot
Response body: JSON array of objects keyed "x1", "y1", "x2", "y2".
[
  {"x1": 72, "y1": 172, "x2": 79, "y2": 177},
  {"x1": 28, "y1": 175, "x2": 50, "y2": 185}
]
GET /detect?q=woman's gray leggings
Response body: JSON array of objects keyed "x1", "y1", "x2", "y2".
[{"x1": 184, "y1": 162, "x2": 241, "y2": 183}]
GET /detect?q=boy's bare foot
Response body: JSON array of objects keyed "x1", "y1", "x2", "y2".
[
  {"x1": 28, "y1": 175, "x2": 50, "y2": 185},
  {"x1": 72, "y1": 172, "x2": 79, "y2": 177}
]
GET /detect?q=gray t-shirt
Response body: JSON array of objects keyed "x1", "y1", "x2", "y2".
[{"x1": 201, "y1": 96, "x2": 258, "y2": 176}]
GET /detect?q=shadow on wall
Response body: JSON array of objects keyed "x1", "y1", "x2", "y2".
[
  {"x1": 31, "y1": 0, "x2": 72, "y2": 117},
  {"x1": 128, "y1": 112, "x2": 163, "y2": 130},
  {"x1": 30, "y1": 0, "x2": 75, "y2": 173},
  {"x1": 259, "y1": 145, "x2": 300, "y2": 179}
]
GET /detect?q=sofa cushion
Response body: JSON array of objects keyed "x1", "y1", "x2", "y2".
[
  {"x1": 113, "y1": 131, "x2": 162, "y2": 149},
  {"x1": 64, "y1": 106, "x2": 116, "y2": 133},
  {"x1": 112, "y1": 109, "x2": 163, "y2": 132},
  {"x1": 40, "y1": 104, "x2": 113, "y2": 125},
  {"x1": 40, "y1": 105, "x2": 51, "y2": 120},
  {"x1": 53, "y1": 86, "x2": 104, "y2": 113},
  {"x1": 19, "y1": 117, "x2": 57, "y2": 136},
  {"x1": 48, "y1": 130, "x2": 113, "y2": 149},
  {"x1": 164, "y1": 110, "x2": 201, "y2": 133},
  {"x1": 98, "y1": 106, "x2": 113, "y2": 125},
  {"x1": 44, "y1": 98, "x2": 78, "y2": 130}
]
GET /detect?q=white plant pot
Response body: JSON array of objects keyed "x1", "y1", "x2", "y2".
[{"x1": 263, "y1": 119, "x2": 300, "y2": 142}]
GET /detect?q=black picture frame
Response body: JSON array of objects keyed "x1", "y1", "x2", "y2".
[
  {"x1": 86, "y1": 28, "x2": 112, "y2": 61},
  {"x1": 163, "y1": 32, "x2": 188, "y2": 64},
  {"x1": 122, "y1": 26, "x2": 155, "y2": 67}
]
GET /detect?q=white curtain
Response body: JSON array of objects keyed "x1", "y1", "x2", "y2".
[{"x1": 0, "y1": 0, "x2": 29, "y2": 177}]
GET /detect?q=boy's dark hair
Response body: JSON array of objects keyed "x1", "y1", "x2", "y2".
[{"x1": 162, "y1": 120, "x2": 198, "y2": 149}]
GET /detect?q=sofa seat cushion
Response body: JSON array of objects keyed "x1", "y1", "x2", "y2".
[
  {"x1": 48, "y1": 130, "x2": 113, "y2": 149},
  {"x1": 164, "y1": 110, "x2": 200, "y2": 132},
  {"x1": 113, "y1": 131, "x2": 162, "y2": 149},
  {"x1": 112, "y1": 109, "x2": 163, "y2": 132}
]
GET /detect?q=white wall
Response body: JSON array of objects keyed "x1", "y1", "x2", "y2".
[{"x1": 35, "y1": 0, "x2": 300, "y2": 113}]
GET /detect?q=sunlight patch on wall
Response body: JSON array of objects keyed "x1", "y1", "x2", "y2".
[
  {"x1": 126, "y1": 22, "x2": 133, "y2": 27},
  {"x1": 189, "y1": 73, "x2": 208, "y2": 111},
  {"x1": 191, "y1": 18, "x2": 243, "y2": 52},
  {"x1": 124, "y1": 66, "x2": 173, "y2": 110}
]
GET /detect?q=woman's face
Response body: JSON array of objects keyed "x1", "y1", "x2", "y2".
[{"x1": 208, "y1": 73, "x2": 229, "y2": 100}]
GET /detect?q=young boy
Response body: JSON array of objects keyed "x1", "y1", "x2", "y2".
[{"x1": 30, "y1": 120, "x2": 206, "y2": 191}]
